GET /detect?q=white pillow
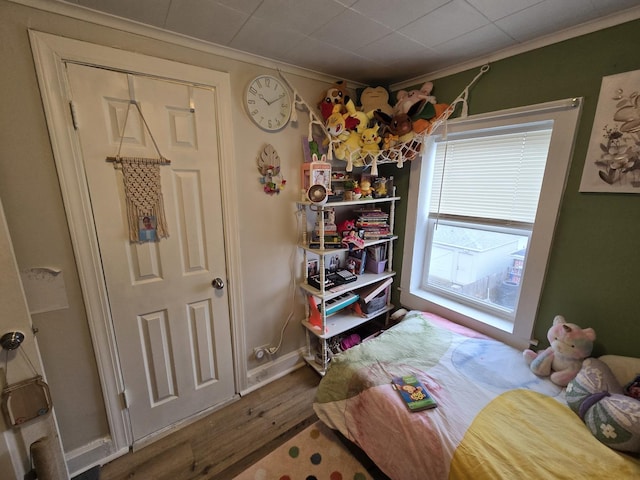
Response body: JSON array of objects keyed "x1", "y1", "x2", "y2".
[{"x1": 599, "y1": 355, "x2": 640, "y2": 386}]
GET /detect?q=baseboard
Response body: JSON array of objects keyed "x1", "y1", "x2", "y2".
[
  {"x1": 66, "y1": 436, "x2": 127, "y2": 478},
  {"x1": 243, "y1": 347, "x2": 307, "y2": 395}
]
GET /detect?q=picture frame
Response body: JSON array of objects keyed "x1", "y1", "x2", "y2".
[
  {"x1": 307, "y1": 259, "x2": 319, "y2": 278},
  {"x1": 138, "y1": 215, "x2": 157, "y2": 242},
  {"x1": 579, "y1": 68, "x2": 640, "y2": 193}
]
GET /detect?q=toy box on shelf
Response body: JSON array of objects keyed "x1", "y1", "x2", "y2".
[
  {"x1": 358, "y1": 278, "x2": 392, "y2": 315},
  {"x1": 301, "y1": 159, "x2": 332, "y2": 193}
]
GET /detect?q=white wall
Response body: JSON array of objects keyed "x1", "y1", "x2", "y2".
[
  {"x1": 0, "y1": 197, "x2": 68, "y2": 479},
  {"x1": 0, "y1": 0, "x2": 343, "y2": 473}
]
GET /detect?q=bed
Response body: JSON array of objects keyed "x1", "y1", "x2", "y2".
[{"x1": 313, "y1": 310, "x2": 640, "y2": 479}]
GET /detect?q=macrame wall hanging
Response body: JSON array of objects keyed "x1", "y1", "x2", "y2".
[{"x1": 106, "y1": 96, "x2": 171, "y2": 243}]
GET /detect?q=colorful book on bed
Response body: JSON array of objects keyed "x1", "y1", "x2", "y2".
[{"x1": 391, "y1": 375, "x2": 437, "y2": 412}]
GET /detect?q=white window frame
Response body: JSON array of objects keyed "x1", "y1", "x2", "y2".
[
  {"x1": 423, "y1": 216, "x2": 532, "y2": 320},
  {"x1": 401, "y1": 98, "x2": 583, "y2": 349}
]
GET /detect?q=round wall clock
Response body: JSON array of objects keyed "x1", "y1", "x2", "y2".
[{"x1": 245, "y1": 74, "x2": 292, "y2": 132}]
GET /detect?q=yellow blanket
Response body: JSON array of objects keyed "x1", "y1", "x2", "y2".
[{"x1": 450, "y1": 389, "x2": 640, "y2": 479}]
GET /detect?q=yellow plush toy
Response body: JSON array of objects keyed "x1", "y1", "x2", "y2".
[
  {"x1": 359, "y1": 178, "x2": 373, "y2": 197},
  {"x1": 360, "y1": 125, "x2": 381, "y2": 155}
]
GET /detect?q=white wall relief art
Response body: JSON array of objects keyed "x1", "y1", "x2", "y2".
[{"x1": 579, "y1": 69, "x2": 640, "y2": 193}]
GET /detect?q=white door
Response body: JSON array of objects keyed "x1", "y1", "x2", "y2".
[{"x1": 66, "y1": 64, "x2": 235, "y2": 443}]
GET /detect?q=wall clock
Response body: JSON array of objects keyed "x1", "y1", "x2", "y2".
[{"x1": 245, "y1": 74, "x2": 291, "y2": 132}]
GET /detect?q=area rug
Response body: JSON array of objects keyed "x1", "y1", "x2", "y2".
[{"x1": 233, "y1": 421, "x2": 372, "y2": 480}]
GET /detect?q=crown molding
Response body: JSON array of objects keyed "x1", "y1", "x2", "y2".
[
  {"x1": 391, "y1": 5, "x2": 640, "y2": 90},
  {"x1": 8, "y1": 0, "x2": 351, "y2": 85}
]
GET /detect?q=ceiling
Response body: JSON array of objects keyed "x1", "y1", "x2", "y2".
[{"x1": 54, "y1": 0, "x2": 639, "y2": 85}]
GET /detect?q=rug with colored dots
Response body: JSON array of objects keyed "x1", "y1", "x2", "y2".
[{"x1": 233, "y1": 421, "x2": 373, "y2": 480}]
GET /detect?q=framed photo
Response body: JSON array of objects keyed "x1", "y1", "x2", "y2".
[
  {"x1": 579, "y1": 68, "x2": 640, "y2": 193},
  {"x1": 138, "y1": 215, "x2": 157, "y2": 242},
  {"x1": 307, "y1": 259, "x2": 319, "y2": 278}
]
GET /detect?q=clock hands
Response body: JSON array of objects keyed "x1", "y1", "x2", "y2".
[
  {"x1": 258, "y1": 92, "x2": 286, "y2": 106},
  {"x1": 267, "y1": 93, "x2": 286, "y2": 106}
]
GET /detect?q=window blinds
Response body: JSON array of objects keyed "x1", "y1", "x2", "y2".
[{"x1": 430, "y1": 128, "x2": 553, "y2": 224}]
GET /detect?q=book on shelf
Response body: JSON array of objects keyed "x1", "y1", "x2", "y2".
[
  {"x1": 366, "y1": 244, "x2": 388, "y2": 261},
  {"x1": 361, "y1": 229, "x2": 391, "y2": 240},
  {"x1": 391, "y1": 375, "x2": 437, "y2": 412},
  {"x1": 356, "y1": 209, "x2": 390, "y2": 239}
]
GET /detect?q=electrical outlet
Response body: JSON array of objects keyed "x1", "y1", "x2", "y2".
[{"x1": 254, "y1": 345, "x2": 270, "y2": 361}]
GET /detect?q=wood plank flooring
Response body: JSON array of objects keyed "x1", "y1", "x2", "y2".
[{"x1": 99, "y1": 365, "x2": 321, "y2": 480}]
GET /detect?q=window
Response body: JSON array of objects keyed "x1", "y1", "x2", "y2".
[{"x1": 401, "y1": 99, "x2": 582, "y2": 348}]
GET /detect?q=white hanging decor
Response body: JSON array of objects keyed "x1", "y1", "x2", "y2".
[
  {"x1": 106, "y1": 98, "x2": 171, "y2": 243},
  {"x1": 257, "y1": 144, "x2": 286, "y2": 195},
  {"x1": 279, "y1": 64, "x2": 490, "y2": 172}
]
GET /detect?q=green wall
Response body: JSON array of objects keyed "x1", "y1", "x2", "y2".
[{"x1": 390, "y1": 18, "x2": 640, "y2": 357}]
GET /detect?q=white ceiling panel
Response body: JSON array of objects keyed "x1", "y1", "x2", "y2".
[
  {"x1": 230, "y1": 16, "x2": 308, "y2": 59},
  {"x1": 310, "y1": 7, "x2": 394, "y2": 50},
  {"x1": 251, "y1": 0, "x2": 347, "y2": 34},
  {"x1": 165, "y1": 0, "x2": 249, "y2": 45},
  {"x1": 399, "y1": 0, "x2": 491, "y2": 47},
  {"x1": 51, "y1": 0, "x2": 640, "y2": 84},
  {"x1": 433, "y1": 23, "x2": 516, "y2": 59},
  {"x1": 356, "y1": 31, "x2": 432, "y2": 66},
  {"x1": 350, "y1": 0, "x2": 449, "y2": 30},
  {"x1": 495, "y1": 0, "x2": 604, "y2": 42},
  {"x1": 465, "y1": 0, "x2": 543, "y2": 21}
]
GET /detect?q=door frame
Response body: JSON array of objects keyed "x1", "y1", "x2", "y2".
[{"x1": 29, "y1": 30, "x2": 246, "y2": 470}]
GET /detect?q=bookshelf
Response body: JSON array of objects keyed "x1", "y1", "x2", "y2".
[{"x1": 296, "y1": 194, "x2": 399, "y2": 375}]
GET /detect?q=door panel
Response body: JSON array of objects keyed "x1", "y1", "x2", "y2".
[{"x1": 66, "y1": 63, "x2": 235, "y2": 442}]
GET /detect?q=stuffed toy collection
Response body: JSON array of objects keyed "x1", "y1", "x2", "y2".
[
  {"x1": 316, "y1": 80, "x2": 449, "y2": 171},
  {"x1": 523, "y1": 315, "x2": 596, "y2": 387}
]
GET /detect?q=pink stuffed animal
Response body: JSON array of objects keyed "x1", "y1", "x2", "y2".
[
  {"x1": 523, "y1": 315, "x2": 596, "y2": 387},
  {"x1": 393, "y1": 81, "x2": 436, "y2": 116}
]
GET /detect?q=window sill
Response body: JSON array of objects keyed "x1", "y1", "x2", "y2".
[{"x1": 401, "y1": 286, "x2": 533, "y2": 350}]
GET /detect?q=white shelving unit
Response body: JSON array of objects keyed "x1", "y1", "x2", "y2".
[{"x1": 297, "y1": 193, "x2": 399, "y2": 375}]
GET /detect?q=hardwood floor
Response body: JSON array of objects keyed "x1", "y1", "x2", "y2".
[{"x1": 99, "y1": 365, "x2": 321, "y2": 480}]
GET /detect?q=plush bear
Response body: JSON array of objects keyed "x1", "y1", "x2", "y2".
[{"x1": 523, "y1": 315, "x2": 596, "y2": 387}]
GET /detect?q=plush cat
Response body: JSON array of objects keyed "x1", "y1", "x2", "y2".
[{"x1": 523, "y1": 315, "x2": 596, "y2": 387}]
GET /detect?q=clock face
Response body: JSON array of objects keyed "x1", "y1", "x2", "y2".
[{"x1": 245, "y1": 75, "x2": 292, "y2": 132}]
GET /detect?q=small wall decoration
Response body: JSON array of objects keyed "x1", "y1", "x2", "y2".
[
  {"x1": 257, "y1": 144, "x2": 286, "y2": 195},
  {"x1": 579, "y1": 69, "x2": 640, "y2": 193}
]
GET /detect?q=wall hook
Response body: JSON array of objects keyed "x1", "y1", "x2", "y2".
[{"x1": 0, "y1": 331, "x2": 25, "y2": 351}]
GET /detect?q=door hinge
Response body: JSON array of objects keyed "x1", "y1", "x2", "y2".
[
  {"x1": 69, "y1": 100, "x2": 79, "y2": 130},
  {"x1": 120, "y1": 389, "x2": 130, "y2": 409}
]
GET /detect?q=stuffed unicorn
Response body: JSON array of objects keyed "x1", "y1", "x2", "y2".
[{"x1": 523, "y1": 315, "x2": 596, "y2": 387}]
